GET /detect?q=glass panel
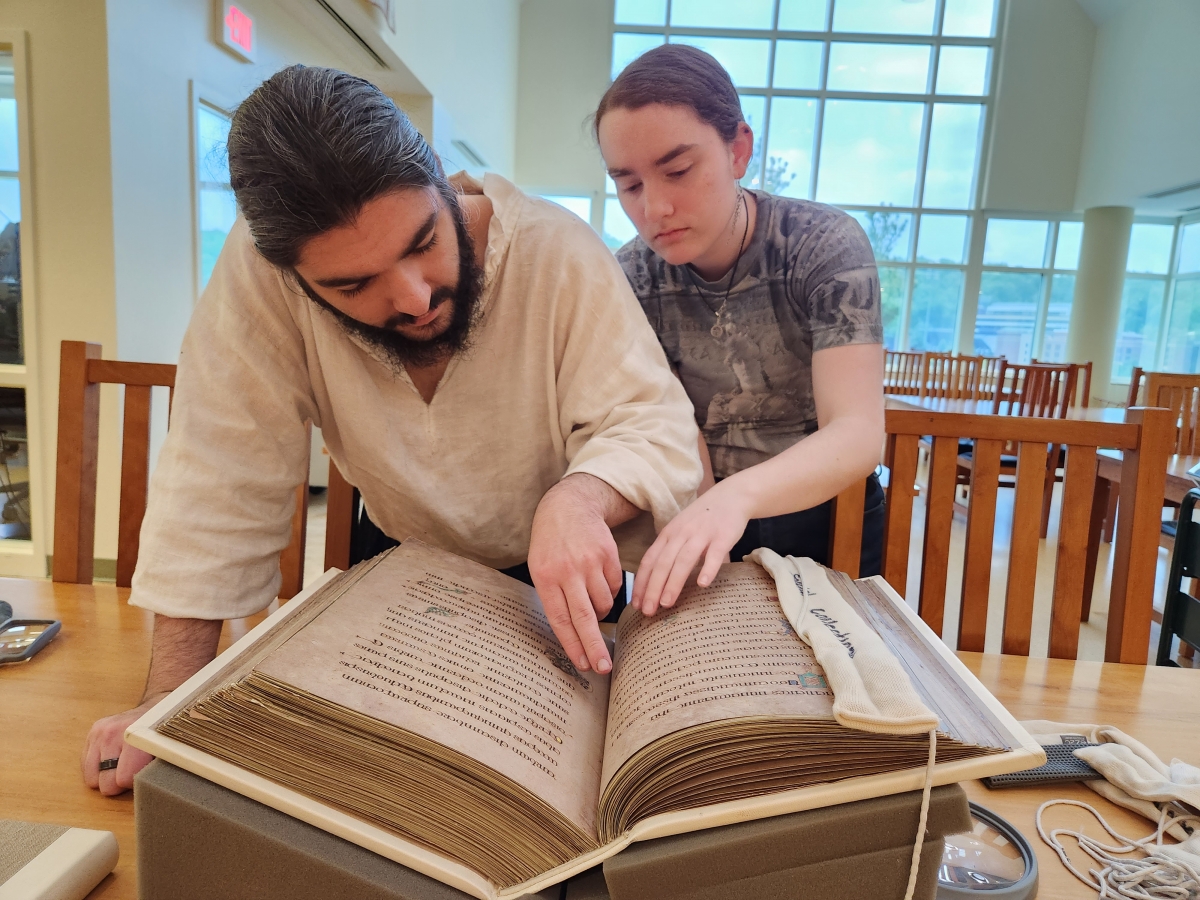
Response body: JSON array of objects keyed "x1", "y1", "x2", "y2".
[
  {"x1": 922, "y1": 103, "x2": 982, "y2": 209},
  {"x1": 879, "y1": 264, "x2": 906, "y2": 349},
  {"x1": 848, "y1": 210, "x2": 912, "y2": 262},
  {"x1": 974, "y1": 271, "x2": 1043, "y2": 362},
  {"x1": 197, "y1": 105, "x2": 230, "y2": 184},
  {"x1": 0, "y1": 208, "x2": 20, "y2": 366},
  {"x1": 815, "y1": 100, "x2": 924, "y2": 206},
  {"x1": 779, "y1": 0, "x2": 828, "y2": 30},
  {"x1": 739, "y1": 94, "x2": 768, "y2": 189},
  {"x1": 910, "y1": 267, "x2": 963, "y2": 352},
  {"x1": 1054, "y1": 221, "x2": 1083, "y2": 270},
  {"x1": 773, "y1": 40, "x2": 823, "y2": 89},
  {"x1": 1162, "y1": 279, "x2": 1200, "y2": 373},
  {"x1": 763, "y1": 96, "x2": 817, "y2": 198},
  {"x1": 541, "y1": 196, "x2": 592, "y2": 222},
  {"x1": 669, "y1": 36, "x2": 772, "y2": 87},
  {"x1": 1112, "y1": 278, "x2": 1167, "y2": 380},
  {"x1": 935, "y1": 46, "x2": 989, "y2": 95},
  {"x1": 832, "y1": 0, "x2": 937, "y2": 35},
  {"x1": 612, "y1": 33, "x2": 665, "y2": 80},
  {"x1": 670, "y1": 0, "x2": 775, "y2": 29},
  {"x1": 916, "y1": 214, "x2": 969, "y2": 264},
  {"x1": 983, "y1": 219, "x2": 1048, "y2": 268},
  {"x1": 1178, "y1": 222, "x2": 1200, "y2": 274},
  {"x1": 826, "y1": 42, "x2": 931, "y2": 93},
  {"x1": 942, "y1": 0, "x2": 996, "y2": 36},
  {"x1": 614, "y1": 0, "x2": 667, "y2": 25},
  {"x1": 1040, "y1": 274, "x2": 1075, "y2": 362},
  {"x1": 0, "y1": 387, "x2": 30, "y2": 541},
  {"x1": 1126, "y1": 223, "x2": 1175, "y2": 275},
  {"x1": 0, "y1": 98, "x2": 18, "y2": 172},
  {"x1": 605, "y1": 174, "x2": 616, "y2": 194},
  {"x1": 0, "y1": 177, "x2": 18, "y2": 224},
  {"x1": 199, "y1": 187, "x2": 237, "y2": 288},
  {"x1": 603, "y1": 197, "x2": 638, "y2": 250}
]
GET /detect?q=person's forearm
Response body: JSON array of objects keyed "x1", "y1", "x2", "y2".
[
  {"x1": 551, "y1": 472, "x2": 640, "y2": 529},
  {"x1": 723, "y1": 414, "x2": 883, "y2": 521},
  {"x1": 141, "y1": 615, "x2": 223, "y2": 702}
]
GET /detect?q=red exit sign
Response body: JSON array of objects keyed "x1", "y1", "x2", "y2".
[{"x1": 217, "y1": 0, "x2": 256, "y2": 62}]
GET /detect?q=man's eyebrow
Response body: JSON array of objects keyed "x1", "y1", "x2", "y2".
[{"x1": 313, "y1": 208, "x2": 439, "y2": 288}]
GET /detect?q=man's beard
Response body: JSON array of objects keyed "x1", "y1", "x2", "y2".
[{"x1": 298, "y1": 196, "x2": 485, "y2": 370}]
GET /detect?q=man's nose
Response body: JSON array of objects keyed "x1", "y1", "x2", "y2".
[{"x1": 382, "y1": 266, "x2": 432, "y2": 318}]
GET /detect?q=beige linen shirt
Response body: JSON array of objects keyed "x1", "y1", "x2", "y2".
[{"x1": 130, "y1": 174, "x2": 701, "y2": 620}]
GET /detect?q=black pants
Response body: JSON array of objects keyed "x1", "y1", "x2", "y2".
[
  {"x1": 727, "y1": 472, "x2": 886, "y2": 576},
  {"x1": 349, "y1": 505, "x2": 629, "y2": 622}
]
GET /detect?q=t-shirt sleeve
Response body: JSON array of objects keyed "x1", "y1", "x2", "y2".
[
  {"x1": 128, "y1": 221, "x2": 318, "y2": 620},
  {"x1": 530, "y1": 210, "x2": 702, "y2": 532},
  {"x1": 791, "y1": 210, "x2": 883, "y2": 352}
]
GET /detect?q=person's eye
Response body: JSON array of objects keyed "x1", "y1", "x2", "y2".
[
  {"x1": 414, "y1": 234, "x2": 439, "y2": 255},
  {"x1": 620, "y1": 181, "x2": 642, "y2": 195},
  {"x1": 339, "y1": 282, "x2": 369, "y2": 298},
  {"x1": 667, "y1": 167, "x2": 691, "y2": 179}
]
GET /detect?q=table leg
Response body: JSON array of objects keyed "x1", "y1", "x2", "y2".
[
  {"x1": 1102, "y1": 486, "x2": 1118, "y2": 543},
  {"x1": 1083, "y1": 476, "x2": 1111, "y2": 623}
]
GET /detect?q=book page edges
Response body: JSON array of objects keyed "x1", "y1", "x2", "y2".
[{"x1": 855, "y1": 576, "x2": 1046, "y2": 764}]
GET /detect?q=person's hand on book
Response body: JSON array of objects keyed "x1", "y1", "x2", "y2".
[
  {"x1": 633, "y1": 479, "x2": 751, "y2": 616},
  {"x1": 529, "y1": 474, "x2": 636, "y2": 675},
  {"x1": 81, "y1": 693, "x2": 164, "y2": 796}
]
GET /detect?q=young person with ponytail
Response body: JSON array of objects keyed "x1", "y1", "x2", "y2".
[{"x1": 595, "y1": 44, "x2": 887, "y2": 614}]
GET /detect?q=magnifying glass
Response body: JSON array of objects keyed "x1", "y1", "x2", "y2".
[{"x1": 937, "y1": 803, "x2": 1038, "y2": 899}]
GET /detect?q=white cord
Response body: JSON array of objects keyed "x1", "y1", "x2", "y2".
[
  {"x1": 901, "y1": 728, "x2": 938, "y2": 900},
  {"x1": 1036, "y1": 799, "x2": 1200, "y2": 899}
]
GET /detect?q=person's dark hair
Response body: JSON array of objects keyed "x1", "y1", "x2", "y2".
[
  {"x1": 593, "y1": 44, "x2": 744, "y2": 142},
  {"x1": 228, "y1": 64, "x2": 452, "y2": 269}
]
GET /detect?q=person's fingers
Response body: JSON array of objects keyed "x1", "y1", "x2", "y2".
[
  {"x1": 539, "y1": 584, "x2": 589, "y2": 674},
  {"x1": 658, "y1": 539, "x2": 705, "y2": 610},
  {"x1": 562, "y1": 577, "x2": 611, "y2": 674},
  {"x1": 586, "y1": 566, "x2": 615, "y2": 622},
  {"x1": 636, "y1": 533, "x2": 688, "y2": 616},
  {"x1": 80, "y1": 726, "x2": 101, "y2": 790},
  {"x1": 630, "y1": 538, "x2": 665, "y2": 609},
  {"x1": 114, "y1": 744, "x2": 153, "y2": 792},
  {"x1": 602, "y1": 547, "x2": 623, "y2": 600},
  {"x1": 97, "y1": 735, "x2": 127, "y2": 797},
  {"x1": 696, "y1": 541, "x2": 729, "y2": 588}
]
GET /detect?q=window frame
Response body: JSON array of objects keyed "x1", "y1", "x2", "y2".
[
  {"x1": 0, "y1": 29, "x2": 46, "y2": 575},
  {"x1": 190, "y1": 83, "x2": 237, "y2": 300}
]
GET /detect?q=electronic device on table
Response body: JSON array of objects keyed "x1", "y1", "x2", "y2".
[{"x1": 0, "y1": 600, "x2": 61, "y2": 664}]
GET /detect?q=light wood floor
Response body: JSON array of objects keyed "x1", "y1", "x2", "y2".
[{"x1": 299, "y1": 483, "x2": 1193, "y2": 666}]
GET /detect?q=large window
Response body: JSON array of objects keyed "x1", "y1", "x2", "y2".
[
  {"x1": 195, "y1": 101, "x2": 236, "y2": 292},
  {"x1": 605, "y1": 0, "x2": 1001, "y2": 332},
  {"x1": 1113, "y1": 218, "x2": 1199, "y2": 379}
]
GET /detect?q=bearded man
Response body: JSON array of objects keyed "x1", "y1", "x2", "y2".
[{"x1": 81, "y1": 66, "x2": 701, "y2": 795}]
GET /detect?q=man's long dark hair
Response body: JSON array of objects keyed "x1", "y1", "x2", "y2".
[{"x1": 228, "y1": 65, "x2": 455, "y2": 269}]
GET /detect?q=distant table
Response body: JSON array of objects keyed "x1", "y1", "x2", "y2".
[
  {"x1": 6, "y1": 579, "x2": 1200, "y2": 900},
  {"x1": 886, "y1": 394, "x2": 1126, "y2": 421}
]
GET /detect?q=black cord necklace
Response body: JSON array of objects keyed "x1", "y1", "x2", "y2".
[{"x1": 707, "y1": 189, "x2": 751, "y2": 339}]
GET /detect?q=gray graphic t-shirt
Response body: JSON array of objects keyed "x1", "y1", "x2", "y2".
[{"x1": 617, "y1": 192, "x2": 881, "y2": 479}]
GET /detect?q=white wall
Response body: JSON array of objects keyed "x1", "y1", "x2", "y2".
[
  {"x1": 1075, "y1": 0, "x2": 1200, "y2": 209},
  {"x1": 515, "y1": 0, "x2": 612, "y2": 203},
  {"x1": 982, "y1": 0, "x2": 1095, "y2": 212}
]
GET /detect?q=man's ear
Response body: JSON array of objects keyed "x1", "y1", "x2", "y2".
[{"x1": 730, "y1": 122, "x2": 755, "y2": 181}]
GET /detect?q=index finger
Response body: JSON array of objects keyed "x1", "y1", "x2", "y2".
[{"x1": 562, "y1": 577, "x2": 612, "y2": 674}]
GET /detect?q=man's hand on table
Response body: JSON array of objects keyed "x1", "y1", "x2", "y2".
[
  {"x1": 81, "y1": 615, "x2": 223, "y2": 795},
  {"x1": 528, "y1": 473, "x2": 638, "y2": 676}
]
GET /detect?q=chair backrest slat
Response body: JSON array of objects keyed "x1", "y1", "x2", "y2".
[
  {"x1": 958, "y1": 437, "x2": 1002, "y2": 652},
  {"x1": 1001, "y1": 440, "x2": 1050, "y2": 655},
  {"x1": 923, "y1": 353, "x2": 984, "y2": 400},
  {"x1": 884, "y1": 350, "x2": 925, "y2": 396},
  {"x1": 1146, "y1": 372, "x2": 1200, "y2": 456},
  {"x1": 994, "y1": 361, "x2": 1079, "y2": 419},
  {"x1": 846, "y1": 406, "x2": 1172, "y2": 662},
  {"x1": 828, "y1": 476, "x2": 865, "y2": 578},
  {"x1": 115, "y1": 384, "x2": 153, "y2": 588},
  {"x1": 1048, "y1": 445, "x2": 1098, "y2": 659},
  {"x1": 324, "y1": 461, "x2": 357, "y2": 572},
  {"x1": 881, "y1": 433, "x2": 920, "y2": 595},
  {"x1": 918, "y1": 435, "x2": 959, "y2": 636}
]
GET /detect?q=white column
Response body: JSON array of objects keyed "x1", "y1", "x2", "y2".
[{"x1": 1066, "y1": 206, "x2": 1134, "y2": 404}]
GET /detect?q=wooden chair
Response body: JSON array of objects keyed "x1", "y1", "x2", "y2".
[
  {"x1": 974, "y1": 356, "x2": 1006, "y2": 401},
  {"x1": 921, "y1": 353, "x2": 979, "y2": 400},
  {"x1": 859, "y1": 406, "x2": 1173, "y2": 663},
  {"x1": 53, "y1": 340, "x2": 309, "y2": 597},
  {"x1": 1157, "y1": 488, "x2": 1200, "y2": 666},
  {"x1": 323, "y1": 461, "x2": 357, "y2": 572},
  {"x1": 1145, "y1": 372, "x2": 1200, "y2": 457},
  {"x1": 884, "y1": 350, "x2": 924, "y2": 396}
]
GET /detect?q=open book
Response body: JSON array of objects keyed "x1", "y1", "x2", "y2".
[{"x1": 127, "y1": 541, "x2": 1042, "y2": 900}]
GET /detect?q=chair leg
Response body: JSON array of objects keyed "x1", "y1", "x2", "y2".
[
  {"x1": 1082, "y1": 477, "x2": 1109, "y2": 623},
  {"x1": 1102, "y1": 489, "x2": 1118, "y2": 543}
]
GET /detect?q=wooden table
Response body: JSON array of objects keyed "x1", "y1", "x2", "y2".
[
  {"x1": 886, "y1": 395, "x2": 1127, "y2": 421},
  {"x1": 7, "y1": 580, "x2": 1200, "y2": 899}
]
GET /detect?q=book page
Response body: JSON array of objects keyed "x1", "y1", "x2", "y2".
[
  {"x1": 255, "y1": 540, "x2": 610, "y2": 838},
  {"x1": 601, "y1": 563, "x2": 835, "y2": 791}
]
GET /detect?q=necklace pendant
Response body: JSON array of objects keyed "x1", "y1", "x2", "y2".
[{"x1": 710, "y1": 322, "x2": 724, "y2": 338}]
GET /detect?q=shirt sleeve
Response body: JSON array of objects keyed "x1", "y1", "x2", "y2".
[
  {"x1": 792, "y1": 210, "x2": 883, "y2": 353},
  {"x1": 128, "y1": 220, "x2": 318, "y2": 620},
  {"x1": 525, "y1": 208, "x2": 703, "y2": 532}
]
